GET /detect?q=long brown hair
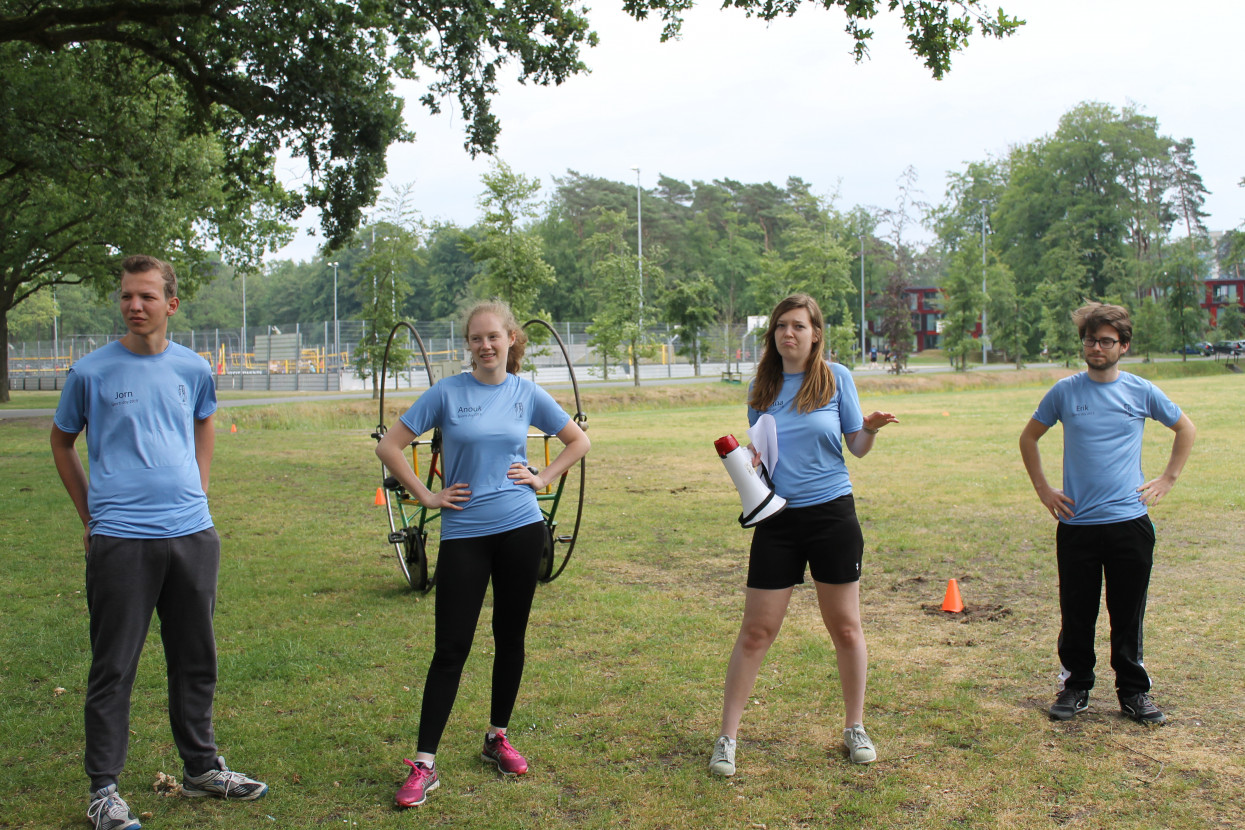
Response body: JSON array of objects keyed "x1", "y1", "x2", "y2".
[
  {"x1": 748, "y1": 294, "x2": 836, "y2": 414},
  {"x1": 464, "y1": 299, "x2": 527, "y2": 374}
]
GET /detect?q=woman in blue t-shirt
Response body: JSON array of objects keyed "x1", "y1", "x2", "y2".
[
  {"x1": 375, "y1": 301, "x2": 590, "y2": 808},
  {"x1": 709, "y1": 294, "x2": 897, "y2": 777}
]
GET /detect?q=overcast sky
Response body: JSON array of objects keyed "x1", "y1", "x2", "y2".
[{"x1": 272, "y1": 0, "x2": 1243, "y2": 262}]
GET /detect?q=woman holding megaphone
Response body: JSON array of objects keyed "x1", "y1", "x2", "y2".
[{"x1": 710, "y1": 294, "x2": 897, "y2": 777}]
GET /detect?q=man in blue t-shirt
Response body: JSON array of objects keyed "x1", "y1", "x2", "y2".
[
  {"x1": 1019, "y1": 302, "x2": 1196, "y2": 726},
  {"x1": 51, "y1": 256, "x2": 266, "y2": 830}
]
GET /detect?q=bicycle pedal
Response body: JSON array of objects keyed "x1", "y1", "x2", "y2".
[
  {"x1": 388, "y1": 531, "x2": 406, "y2": 544},
  {"x1": 555, "y1": 535, "x2": 573, "y2": 543}
]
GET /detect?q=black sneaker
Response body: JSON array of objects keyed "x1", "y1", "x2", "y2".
[
  {"x1": 1119, "y1": 692, "x2": 1166, "y2": 724},
  {"x1": 1049, "y1": 687, "x2": 1089, "y2": 720}
]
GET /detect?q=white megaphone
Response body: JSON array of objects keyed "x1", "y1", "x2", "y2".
[{"x1": 714, "y1": 434, "x2": 787, "y2": 527}]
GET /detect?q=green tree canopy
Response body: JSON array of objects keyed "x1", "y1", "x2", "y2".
[{"x1": 463, "y1": 160, "x2": 556, "y2": 320}]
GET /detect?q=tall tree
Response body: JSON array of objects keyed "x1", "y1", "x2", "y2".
[
  {"x1": 463, "y1": 160, "x2": 556, "y2": 320},
  {"x1": 351, "y1": 192, "x2": 422, "y2": 398},
  {"x1": 874, "y1": 166, "x2": 924, "y2": 362},
  {"x1": 1129, "y1": 295, "x2": 1170, "y2": 360},
  {"x1": 937, "y1": 243, "x2": 986, "y2": 370},
  {"x1": 1169, "y1": 137, "x2": 1210, "y2": 250},
  {"x1": 983, "y1": 261, "x2": 1030, "y2": 368},
  {"x1": 1035, "y1": 244, "x2": 1091, "y2": 366},
  {"x1": 1158, "y1": 243, "x2": 1210, "y2": 357},
  {"x1": 662, "y1": 274, "x2": 717, "y2": 375},
  {"x1": 0, "y1": 42, "x2": 292, "y2": 399},
  {"x1": 416, "y1": 223, "x2": 479, "y2": 320},
  {"x1": 584, "y1": 209, "x2": 659, "y2": 385}
]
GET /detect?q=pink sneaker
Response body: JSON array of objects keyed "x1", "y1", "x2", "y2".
[
  {"x1": 394, "y1": 759, "x2": 439, "y2": 807},
  {"x1": 481, "y1": 732, "x2": 528, "y2": 776}
]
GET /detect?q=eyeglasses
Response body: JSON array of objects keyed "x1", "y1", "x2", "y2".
[{"x1": 1082, "y1": 337, "x2": 1120, "y2": 349}]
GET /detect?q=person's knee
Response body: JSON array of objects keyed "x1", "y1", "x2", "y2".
[
  {"x1": 738, "y1": 621, "x2": 779, "y2": 654},
  {"x1": 429, "y1": 642, "x2": 472, "y2": 673},
  {"x1": 827, "y1": 620, "x2": 864, "y2": 649}
]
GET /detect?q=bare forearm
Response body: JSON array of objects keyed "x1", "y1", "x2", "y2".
[
  {"x1": 376, "y1": 429, "x2": 436, "y2": 503},
  {"x1": 1019, "y1": 437, "x2": 1049, "y2": 492},
  {"x1": 195, "y1": 416, "x2": 215, "y2": 494},
  {"x1": 540, "y1": 425, "x2": 590, "y2": 482},
  {"x1": 1161, "y1": 415, "x2": 1196, "y2": 482},
  {"x1": 50, "y1": 429, "x2": 91, "y2": 528},
  {"x1": 844, "y1": 430, "x2": 875, "y2": 458}
]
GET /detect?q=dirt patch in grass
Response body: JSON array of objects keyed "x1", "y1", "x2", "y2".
[{"x1": 919, "y1": 603, "x2": 1014, "y2": 622}]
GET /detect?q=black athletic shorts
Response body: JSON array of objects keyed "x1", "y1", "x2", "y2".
[{"x1": 746, "y1": 494, "x2": 864, "y2": 589}]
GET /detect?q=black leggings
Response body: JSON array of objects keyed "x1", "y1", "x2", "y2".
[{"x1": 416, "y1": 521, "x2": 545, "y2": 755}]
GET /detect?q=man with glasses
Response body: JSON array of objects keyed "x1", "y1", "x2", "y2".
[{"x1": 1019, "y1": 302, "x2": 1196, "y2": 725}]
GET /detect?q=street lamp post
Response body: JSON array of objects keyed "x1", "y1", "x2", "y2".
[
  {"x1": 329, "y1": 261, "x2": 339, "y2": 366},
  {"x1": 980, "y1": 200, "x2": 988, "y2": 366},
  {"x1": 631, "y1": 166, "x2": 643, "y2": 322},
  {"x1": 859, "y1": 235, "x2": 866, "y2": 364}
]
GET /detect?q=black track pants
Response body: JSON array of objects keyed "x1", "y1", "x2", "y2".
[{"x1": 84, "y1": 528, "x2": 221, "y2": 790}]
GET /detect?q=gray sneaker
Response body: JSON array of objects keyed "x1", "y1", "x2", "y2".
[
  {"x1": 843, "y1": 723, "x2": 877, "y2": 764},
  {"x1": 87, "y1": 784, "x2": 141, "y2": 830},
  {"x1": 182, "y1": 757, "x2": 268, "y2": 801},
  {"x1": 709, "y1": 735, "x2": 736, "y2": 777}
]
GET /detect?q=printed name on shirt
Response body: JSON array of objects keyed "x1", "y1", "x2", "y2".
[
  {"x1": 112, "y1": 390, "x2": 137, "y2": 407},
  {"x1": 1073, "y1": 403, "x2": 1094, "y2": 416},
  {"x1": 457, "y1": 405, "x2": 483, "y2": 417}
]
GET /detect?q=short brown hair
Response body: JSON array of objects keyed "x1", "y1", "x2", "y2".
[
  {"x1": 1072, "y1": 302, "x2": 1132, "y2": 344},
  {"x1": 121, "y1": 255, "x2": 177, "y2": 300}
]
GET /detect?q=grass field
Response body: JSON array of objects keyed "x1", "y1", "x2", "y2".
[{"x1": 1, "y1": 367, "x2": 1241, "y2": 829}]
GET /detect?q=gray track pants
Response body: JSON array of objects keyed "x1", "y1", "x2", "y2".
[{"x1": 84, "y1": 528, "x2": 221, "y2": 790}]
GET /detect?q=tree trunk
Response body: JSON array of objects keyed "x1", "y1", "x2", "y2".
[
  {"x1": 630, "y1": 337, "x2": 640, "y2": 387},
  {"x1": 0, "y1": 308, "x2": 10, "y2": 403}
]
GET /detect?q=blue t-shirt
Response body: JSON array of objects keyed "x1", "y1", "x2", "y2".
[
  {"x1": 747, "y1": 362, "x2": 864, "y2": 508},
  {"x1": 53, "y1": 341, "x2": 217, "y2": 538},
  {"x1": 398, "y1": 372, "x2": 571, "y2": 540},
  {"x1": 1032, "y1": 371, "x2": 1182, "y2": 525}
]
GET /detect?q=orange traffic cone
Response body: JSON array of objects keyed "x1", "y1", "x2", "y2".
[
  {"x1": 941, "y1": 578, "x2": 965, "y2": 613},
  {"x1": 374, "y1": 487, "x2": 386, "y2": 506},
  {"x1": 230, "y1": 423, "x2": 237, "y2": 433}
]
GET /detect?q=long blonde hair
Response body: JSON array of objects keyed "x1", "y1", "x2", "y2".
[
  {"x1": 748, "y1": 294, "x2": 836, "y2": 414},
  {"x1": 464, "y1": 299, "x2": 527, "y2": 374}
]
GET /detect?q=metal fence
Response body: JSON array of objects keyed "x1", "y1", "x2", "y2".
[{"x1": 8, "y1": 320, "x2": 766, "y2": 390}]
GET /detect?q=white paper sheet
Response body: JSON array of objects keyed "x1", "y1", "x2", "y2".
[{"x1": 747, "y1": 413, "x2": 779, "y2": 481}]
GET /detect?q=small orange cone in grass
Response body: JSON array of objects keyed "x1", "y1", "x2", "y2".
[
  {"x1": 942, "y1": 578, "x2": 965, "y2": 613},
  {"x1": 230, "y1": 423, "x2": 237, "y2": 433},
  {"x1": 374, "y1": 487, "x2": 386, "y2": 506}
]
